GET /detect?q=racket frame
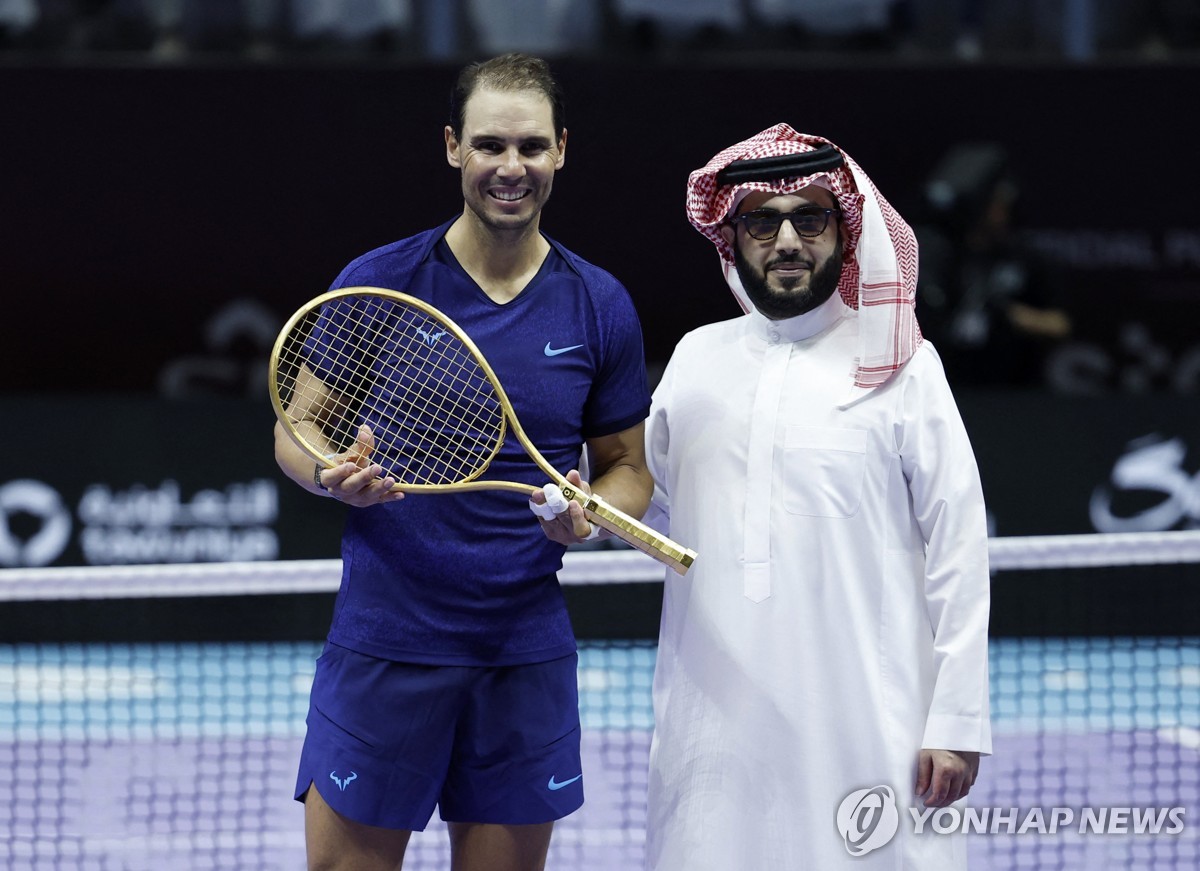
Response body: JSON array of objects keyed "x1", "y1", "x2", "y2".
[{"x1": 270, "y1": 286, "x2": 696, "y2": 574}]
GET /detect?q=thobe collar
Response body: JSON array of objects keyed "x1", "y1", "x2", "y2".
[
  {"x1": 747, "y1": 292, "x2": 852, "y2": 345},
  {"x1": 739, "y1": 292, "x2": 852, "y2": 605}
]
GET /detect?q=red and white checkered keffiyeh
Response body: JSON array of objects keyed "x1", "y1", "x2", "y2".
[{"x1": 686, "y1": 123, "x2": 922, "y2": 398}]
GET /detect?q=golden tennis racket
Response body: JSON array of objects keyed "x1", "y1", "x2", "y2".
[{"x1": 269, "y1": 286, "x2": 696, "y2": 575}]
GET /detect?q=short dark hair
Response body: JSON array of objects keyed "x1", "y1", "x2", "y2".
[{"x1": 449, "y1": 53, "x2": 565, "y2": 143}]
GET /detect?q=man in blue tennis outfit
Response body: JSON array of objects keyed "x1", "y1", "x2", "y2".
[{"x1": 272, "y1": 53, "x2": 653, "y2": 871}]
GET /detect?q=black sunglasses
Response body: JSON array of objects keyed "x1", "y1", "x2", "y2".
[{"x1": 730, "y1": 207, "x2": 841, "y2": 241}]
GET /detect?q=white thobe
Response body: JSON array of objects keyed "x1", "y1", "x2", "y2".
[{"x1": 644, "y1": 296, "x2": 992, "y2": 870}]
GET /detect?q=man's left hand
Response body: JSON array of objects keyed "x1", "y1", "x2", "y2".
[
  {"x1": 915, "y1": 749, "x2": 980, "y2": 807},
  {"x1": 530, "y1": 470, "x2": 596, "y2": 544}
]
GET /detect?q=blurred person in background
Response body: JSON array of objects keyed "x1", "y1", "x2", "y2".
[
  {"x1": 290, "y1": 0, "x2": 410, "y2": 56},
  {"x1": 0, "y1": 0, "x2": 38, "y2": 46},
  {"x1": 913, "y1": 142, "x2": 1070, "y2": 388}
]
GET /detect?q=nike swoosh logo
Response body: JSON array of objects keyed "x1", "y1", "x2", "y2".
[
  {"x1": 547, "y1": 774, "x2": 582, "y2": 791},
  {"x1": 544, "y1": 342, "x2": 584, "y2": 357}
]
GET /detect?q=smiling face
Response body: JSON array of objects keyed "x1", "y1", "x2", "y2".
[
  {"x1": 721, "y1": 186, "x2": 843, "y2": 321},
  {"x1": 445, "y1": 86, "x2": 567, "y2": 236}
]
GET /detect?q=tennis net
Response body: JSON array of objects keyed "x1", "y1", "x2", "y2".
[{"x1": 1, "y1": 533, "x2": 1198, "y2": 870}]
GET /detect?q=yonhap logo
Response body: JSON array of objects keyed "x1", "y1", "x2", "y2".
[
  {"x1": 835, "y1": 785, "x2": 1186, "y2": 852},
  {"x1": 837, "y1": 785, "x2": 900, "y2": 856}
]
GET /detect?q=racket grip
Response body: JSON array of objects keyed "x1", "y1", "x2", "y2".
[{"x1": 563, "y1": 488, "x2": 697, "y2": 576}]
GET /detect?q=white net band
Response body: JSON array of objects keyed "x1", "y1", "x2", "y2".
[{"x1": 2, "y1": 531, "x2": 1200, "y2": 601}]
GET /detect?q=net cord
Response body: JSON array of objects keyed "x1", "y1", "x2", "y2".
[{"x1": 2, "y1": 531, "x2": 1199, "y2": 601}]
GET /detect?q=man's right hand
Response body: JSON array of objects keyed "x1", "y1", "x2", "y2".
[{"x1": 318, "y1": 425, "x2": 406, "y2": 507}]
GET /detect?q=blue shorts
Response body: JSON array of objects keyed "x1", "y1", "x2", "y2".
[{"x1": 294, "y1": 643, "x2": 584, "y2": 831}]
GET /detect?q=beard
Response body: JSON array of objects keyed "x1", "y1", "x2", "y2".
[{"x1": 735, "y1": 243, "x2": 843, "y2": 321}]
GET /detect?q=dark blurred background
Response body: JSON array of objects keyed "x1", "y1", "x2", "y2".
[{"x1": 2, "y1": 0, "x2": 1199, "y2": 568}]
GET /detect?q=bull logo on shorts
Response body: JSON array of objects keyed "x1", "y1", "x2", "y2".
[{"x1": 330, "y1": 770, "x2": 358, "y2": 791}]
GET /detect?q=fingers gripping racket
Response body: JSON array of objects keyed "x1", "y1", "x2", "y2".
[{"x1": 269, "y1": 287, "x2": 696, "y2": 575}]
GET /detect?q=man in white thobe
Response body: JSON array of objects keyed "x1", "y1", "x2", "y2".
[{"x1": 644, "y1": 124, "x2": 992, "y2": 870}]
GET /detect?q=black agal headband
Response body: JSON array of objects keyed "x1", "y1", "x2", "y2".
[{"x1": 715, "y1": 143, "x2": 844, "y2": 187}]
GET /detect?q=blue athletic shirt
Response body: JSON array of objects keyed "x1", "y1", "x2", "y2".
[{"x1": 319, "y1": 218, "x2": 651, "y2": 666}]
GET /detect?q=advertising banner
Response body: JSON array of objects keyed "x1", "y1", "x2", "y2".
[
  {"x1": 959, "y1": 394, "x2": 1200, "y2": 537},
  {"x1": 0, "y1": 398, "x2": 344, "y2": 569},
  {"x1": 1, "y1": 394, "x2": 1196, "y2": 569}
]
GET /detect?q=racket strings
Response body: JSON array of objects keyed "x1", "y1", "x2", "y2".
[
  {"x1": 277, "y1": 294, "x2": 505, "y2": 486},
  {"x1": 330, "y1": 301, "x2": 502, "y2": 484},
  {"x1": 376, "y1": 304, "x2": 504, "y2": 483}
]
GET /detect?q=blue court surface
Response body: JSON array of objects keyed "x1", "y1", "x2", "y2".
[{"x1": 2, "y1": 639, "x2": 1197, "y2": 870}]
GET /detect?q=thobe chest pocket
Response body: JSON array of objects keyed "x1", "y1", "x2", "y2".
[{"x1": 781, "y1": 426, "x2": 868, "y2": 517}]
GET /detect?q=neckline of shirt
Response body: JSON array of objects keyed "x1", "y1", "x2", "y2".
[
  {"x1": 748, "y1": 293, "x2": 852, "y2": 345},
  {"x1": 433, "y1": 237, "x2": 563, "y2": 308}
]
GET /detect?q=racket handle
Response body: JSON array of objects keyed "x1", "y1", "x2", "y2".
[{"x1": 562, "y1": 487, "x2": 697, "y2": 576}]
